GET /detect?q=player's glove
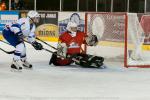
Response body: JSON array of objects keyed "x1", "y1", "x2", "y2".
[{"x1": 32, "y1": 41, "x2": 43, "y2": 50}]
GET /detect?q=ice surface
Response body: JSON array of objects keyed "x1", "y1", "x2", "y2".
[{"x1": 0, "y1": 42, "x2": 150, "y2": 100}]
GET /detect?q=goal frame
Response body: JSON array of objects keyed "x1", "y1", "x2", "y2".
[{"x1": 85, "y1": 12, "x2": 150, "y2": 68}]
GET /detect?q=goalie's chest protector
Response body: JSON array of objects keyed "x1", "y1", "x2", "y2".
[{"x1": 59, "y1": 31, "x2": 85, "y2": 54}]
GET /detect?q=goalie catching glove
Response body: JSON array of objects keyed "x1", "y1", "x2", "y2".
[
  {"x1": 32, "y1": 41, "x2": 43, "y2": 50},
  {"x1": 85, "y1": 35, "x2": 98, "y2": 46}
]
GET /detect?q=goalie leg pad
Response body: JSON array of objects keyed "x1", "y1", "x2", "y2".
[
  {"x1": 90, "y1": 56, "x2": 104, "y2": 65},
  {"x1": 49, "y1": 52, "x2": 73, "y2": 66},
  {"x1": 2, "y1": 29, "x2": 23, "y2": 47},
  {"x1": 74, "y1": 54, "x2": 104, "y2": 68}
]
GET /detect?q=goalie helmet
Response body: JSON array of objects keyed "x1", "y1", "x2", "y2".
[
  {"x1": 66, "y1": 21, "x2": 78, "y2": 32},
  {"x1": 85, "y1": 35, "x2": 98, "y2": 46},
  {"x1": 27, "y1": 10, "x2": 40, "y2": 23}
]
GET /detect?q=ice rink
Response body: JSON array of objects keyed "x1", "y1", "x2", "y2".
[{"x1": 1, "y1": 42, "x2": 150, "y2": 100}]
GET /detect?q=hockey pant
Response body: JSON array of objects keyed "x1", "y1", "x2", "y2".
[{"x1": 2, "y1": 29, "x2": 27, "y2": 61}]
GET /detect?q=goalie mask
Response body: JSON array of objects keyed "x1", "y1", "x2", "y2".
[
  {"x1": 85, "y1": 35, "x2": 98, "y2": 46},
  {"x1": 27, "y1": 10, "x2": 40, "y2": 24},
  {"x1": 66, "y1": 21, "x2": 78, "y2": 32}
]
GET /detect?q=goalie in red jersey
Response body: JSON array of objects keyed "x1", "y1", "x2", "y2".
[{"x1": 49, "y1": 21, "x2": 105, "y2": 68}]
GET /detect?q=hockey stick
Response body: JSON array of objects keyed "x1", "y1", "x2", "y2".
[
  {"x1": 0, "y1": 40, "x2": 15, "y2": 54},
  {"x1": 36, "y1": 37, "x2": 69, "y2": 55},
  {"x1": 36, "y1": 37, "x2": 67, "y2": 57},
  {"x1": 0, "y1": 47, "x2": 14, "y2": 54},
  {"x1": 36, "y1": 37, "x2": 58, "y2": 50}
]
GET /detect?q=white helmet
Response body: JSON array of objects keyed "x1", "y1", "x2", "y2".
[
  {"x1": 66, "y1": 21, "x2": 77, "y2": 31},
  {"x1": 27, "y1": 10, "x2": 39, "y2": 18}
]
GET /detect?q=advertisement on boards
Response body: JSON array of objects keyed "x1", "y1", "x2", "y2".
[
  {"x1": 58, "y1": 12, "x2": 85, "y2": 35},
  {"x1": 20, "y1": 11, "x2": 58, "y2": 42},
  {"x1": 0, "y1": 11, "x2": 19, "y2": 39}
]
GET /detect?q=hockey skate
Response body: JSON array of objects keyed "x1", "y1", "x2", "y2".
[
  {"x1": 21, "y1": 60, "x2": 33, "y2": 69},
  {"x1": 11, "y1": 60, "x2": 23, "y2": 71}
]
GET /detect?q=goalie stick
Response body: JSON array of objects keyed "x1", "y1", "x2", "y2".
[{"x1": 0, "y1": 47, "x2": 14, "y2": 54}]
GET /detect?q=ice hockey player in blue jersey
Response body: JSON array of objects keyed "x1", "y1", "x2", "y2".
[{"x1": 2, "y1": 10, "x2": 43, "y2": 71}]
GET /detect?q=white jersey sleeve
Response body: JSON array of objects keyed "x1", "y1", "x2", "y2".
[
  {"x1": 17, "y1": 18, "x2": 31, "y2": 36},
  {"x1": 9, "y1": 22, "x2": 22, "y2": 36},
  {"x1": 10, "y1": 26, "x2": 21, "y2": 34},
  {"x1": 17, "y1": 17, "x2": 36, "y2": 43},
  {"x1": 27, "y1": 24, "x2": 36, "y2": 43}
]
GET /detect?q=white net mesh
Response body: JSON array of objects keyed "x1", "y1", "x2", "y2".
[
  {"x1": 127, "y1": 13, "x2": 144, "y2": 59},
  {"x1": 86, "y1": 13, "x2": 126, "y2": 63},
  {"x1": 127, "y1": 14, "x2": 150, "y2": 67},
  {"x1": 87, "y1": 13, "x2": 126, "y2": 42},
  {"x1": 86, "y1": 12, "x2": 150, "y2": 67}
]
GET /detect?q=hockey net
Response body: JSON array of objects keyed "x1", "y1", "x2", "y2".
[{"x1": 85, "y1": 12, "x2": 150, "y2": 68}]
